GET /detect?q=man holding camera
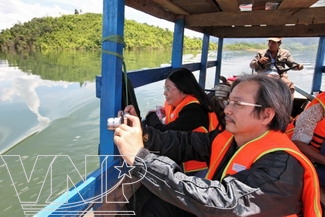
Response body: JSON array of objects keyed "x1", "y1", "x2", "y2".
[{"x1": 114, "y1": 74, "x2": 322, "y2": 216}]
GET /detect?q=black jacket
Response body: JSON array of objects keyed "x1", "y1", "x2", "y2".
[
  {"x1": 144, "y1": 103, "x2": 210, "y2": 132},
  {"x1": 131, "y1": 128, "x2": 304, "y2": 216}
]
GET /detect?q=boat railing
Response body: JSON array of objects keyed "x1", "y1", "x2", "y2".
[{"x1": 127, "y1": 61, "x2": 218, "y2": 89}]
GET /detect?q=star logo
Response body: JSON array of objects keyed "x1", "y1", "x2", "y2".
[{"x1": 114, "y1": 160, "x2": 135, "y2": 179}]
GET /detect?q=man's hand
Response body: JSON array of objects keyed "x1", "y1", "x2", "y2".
[
  {"x1": 258, "y1": 56, "x2": 269, "y2": 65},
  {"x1": 297, "y1": 64, "x2": 304, "y2": 70},
  {"x1": 114, "y1": 114, "x2": 144, "y2": 165},
  {"x1": 123, "y1": 105, "x2": 138, "y2": 116}
]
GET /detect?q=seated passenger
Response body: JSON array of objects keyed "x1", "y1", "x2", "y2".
[
  {"x1": 287, "y1": 91, "x2": 325, "y2": 205},
  {"x1": 126, "y1": 67, "x2": 227, "y2": 175},
  {"x1": 122, "y1": 68, "x2": 230, "y2": 216},
  {"x1": 115, "y1": 74, "x2": 322, "y2": 216},
  {"x1": 249, "y1": 37, "x2": 303, "y2": 77},
  {"x1": 250, "y1": 37, "x2": 303, "y2": 96},
  {"x1": 144, "y1": 68, "x2": 220, "y2": 133}
]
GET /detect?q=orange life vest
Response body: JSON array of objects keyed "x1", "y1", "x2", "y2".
[
  {"x1": 206, "y1": 130, "x2": 322, "y2": 217},
  {"x1": 164, "y1": 95, "x2": 218, "y2": 173},
  {"x1": 164, "y1": 95, "x2": 218, "y2": 132},
  {"x1": 286, "y1": 92, "x2": 325, "y2": 151},
  {"x1": 285, "y1": 121, "x2": 295, "y2": 139}
]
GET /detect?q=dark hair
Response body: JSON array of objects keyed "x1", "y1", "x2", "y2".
[
  {"x1": 167, "y1": 68, "x2": 213, "y2": 113},
  {"x1": 231, "y1": 74, "x2": 292, "y2": 132}
]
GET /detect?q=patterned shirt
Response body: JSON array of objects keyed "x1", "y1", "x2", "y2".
[{"x1": 292, "y1": 103, "x2": 324, "y2": 144}]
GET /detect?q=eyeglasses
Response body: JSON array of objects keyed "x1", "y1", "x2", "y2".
[
  {"x1": 163, "y1": 86, "x2": 177, "y2": 92},
  {"x1": 223, "y1": 99, "x2": 262, "y2": 109}
]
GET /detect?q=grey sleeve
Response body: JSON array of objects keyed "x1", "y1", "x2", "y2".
[{"x1": 131, "y1": 149, "x2": 303, "y2": 216}]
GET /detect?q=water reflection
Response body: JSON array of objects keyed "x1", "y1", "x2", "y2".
[
  {"x1": 0, "y1": 58, "x2": 96, "y2": 154},
  {"x1": 0, "y1": 49, "x2": 176, "y2": 155},
  {"x1": 0, "y1": 51, "x2": 102, "y2": 216},
  {"x1": 0, "y1": 49, "x2": 175, "y2": 217},
  {"x1": 0, "y1": 50, "x2": 102, "y2": 82},
  {"x1": 1, "y1": 64, "x2": 50, "y2": 123}
]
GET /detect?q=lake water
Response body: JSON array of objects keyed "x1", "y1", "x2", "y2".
[{"x1": 0, "y1": 48, "x2": 324, "y2": 216}]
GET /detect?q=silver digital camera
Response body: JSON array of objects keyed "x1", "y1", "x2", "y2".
[{"x1": 107, "y1": 112, "x2": 129, "y2": 130}]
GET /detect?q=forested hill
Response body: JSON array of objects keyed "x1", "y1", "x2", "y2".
[{"x1": 0, "y1": 13, "x2": 214, "y2": 52}]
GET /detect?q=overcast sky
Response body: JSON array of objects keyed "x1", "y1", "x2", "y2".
[{"x1": 0, "y1": 0, "x2": 201, "y2": 37}]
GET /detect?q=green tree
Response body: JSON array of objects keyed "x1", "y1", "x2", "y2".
[{"x1": 0, "y1": 13, "x2": 214, "y2": 52}]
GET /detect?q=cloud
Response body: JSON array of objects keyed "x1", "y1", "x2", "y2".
[
  {"x1": 0, "y1": 0, "x2": 101, "y2": 31},
  {"x1": 0, "y1": 0, "x2": 202, "y2": 37},
  {"x1": 125, "y1": 7, "x2": 202, "y2": 37},
  {"x1": 125, "y1": 7, "x2": 173, "y2": 30}
]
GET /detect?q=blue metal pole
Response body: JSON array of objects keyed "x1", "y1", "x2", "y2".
[
  {"x1": 311, "y1": 36, "x2": 325, "y2": 93},
  {"x1": 171, "y1": 18, "x2": 185, "y2": 68},
  {"x1": 215, "y1": 38, "x2": 224, "y2": 85},
  {"x1": 198, "y1": 33, "x2": 209, "y2": 88},
  {"x1": 97, "y1": 0, "x2": 125, "y2": 163}
]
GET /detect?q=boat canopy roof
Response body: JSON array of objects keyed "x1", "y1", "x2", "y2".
[{"x1": 126, "y1": 0, "x2": 325, "y2": 38}]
